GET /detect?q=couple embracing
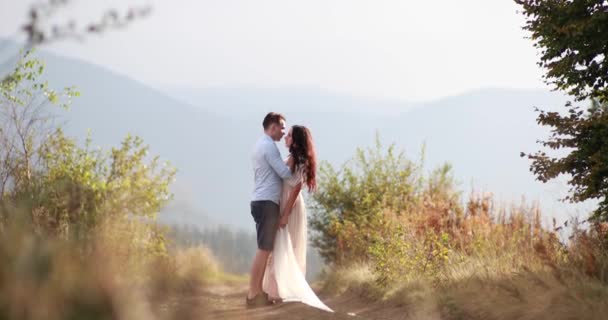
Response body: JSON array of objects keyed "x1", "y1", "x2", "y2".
[{"x1": 246, "y1": 112, "x2": 332, "y2": 313}]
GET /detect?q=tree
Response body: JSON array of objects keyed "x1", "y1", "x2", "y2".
[
  {"x1": 2, "y1": 0, "x2": 151, "y2": 81},
  {"x1": 517, "y1": 0, "x2": 608, "y2": 222},
  {"x1": 523, "y1": 101, "x2": 608, "y2": 222},
  {"x1": 516, "y1": 0, "x2": 608, "y2": 102},
  {"x1": 20, "y1": 0, "x2": 152, "y2": 47},
  {"x1": 1, "y1": 50, "x2": 176, "y2": 254},
  {"x1": 0, "y1": 50, "x2": 77, "y2": 201}
]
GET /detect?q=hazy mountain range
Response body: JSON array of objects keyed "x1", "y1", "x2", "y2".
[{"x1": 0, "y1": 40, "x2": 592, "y2": 231}]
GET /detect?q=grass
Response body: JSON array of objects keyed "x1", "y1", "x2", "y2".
[
  {"x1": 320, "y1": 262, "x2": 608, "y2": 320},
  {"x1": 317, "y1": 193, "x2": 608, "y2": 320},
  {"x1": 0, "y1": 217, "x2": 245, "y2": 320}
]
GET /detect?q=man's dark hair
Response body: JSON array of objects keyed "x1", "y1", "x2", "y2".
[{"x1": 262, "y1": 112, "x2": 286, "y2": 130}]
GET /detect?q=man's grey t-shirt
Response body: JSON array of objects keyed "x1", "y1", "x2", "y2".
[{"x1": 251, "y1": 134, "x2": 292, "y2": 205}]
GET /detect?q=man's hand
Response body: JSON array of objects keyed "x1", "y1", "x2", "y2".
[{"x1": 278, "y1": 214, "x2": 289, "y2": 229}]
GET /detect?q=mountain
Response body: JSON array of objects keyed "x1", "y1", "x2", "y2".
[
  {"x1": 0, "y1": 39, "x2": 592, "y2": 230},
  {"x1": 164, "y1": 86, "x2": 414, "y2": 116},
  {"x1": 162, "y1": 85, "x2": 589, "y2": 223}
]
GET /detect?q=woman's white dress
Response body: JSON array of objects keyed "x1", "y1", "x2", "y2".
[{"x1": 262, "y1": 164, "x2": 333, "y2": 313}]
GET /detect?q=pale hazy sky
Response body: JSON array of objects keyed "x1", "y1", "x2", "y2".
[{"x1": 0, "y1": 0, "x2": 546, "y2": 101}]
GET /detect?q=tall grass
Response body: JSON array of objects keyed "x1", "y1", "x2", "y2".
[
  {"x1": 320, "y1": 192, "x2": 608, "y2": 319},
  {"x1": 0, "y1": 208, "x2": 232, "y2": 320}
]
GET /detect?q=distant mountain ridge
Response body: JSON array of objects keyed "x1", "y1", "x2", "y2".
[{"x1": 0, "y1": 39, "x2": 591, "y2": 230}]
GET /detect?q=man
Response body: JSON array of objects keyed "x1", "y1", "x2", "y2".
[{"x1": 247, "y1": 112, "x2": 292, "y2": 308}]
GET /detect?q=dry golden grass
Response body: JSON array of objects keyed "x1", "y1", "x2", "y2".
[
  {"x1": 440, "y1": 271, "x2": 608, "y2": 320},
  {"x1": 0, "y1": 214, "x2": 244, "y2": 320},
  {"x1": 320, "y1": 192, "x2": 608, "y2": 320}
]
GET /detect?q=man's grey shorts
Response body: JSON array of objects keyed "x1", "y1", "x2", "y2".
[{"x1": 250, "y1": 200, "x2": 280, "y2": 251}]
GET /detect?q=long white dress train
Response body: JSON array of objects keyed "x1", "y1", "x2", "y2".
[{"x1": 262, "y1": 164, "x2": 333, "y2": 313}]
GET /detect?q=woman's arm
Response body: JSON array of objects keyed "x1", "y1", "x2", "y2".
[
  {"x1": 278, "y1": 182, "x2": 302, "y2": 228},
  {"x1": 286, "y1": 155, "x2": 295, "y2": 169}
]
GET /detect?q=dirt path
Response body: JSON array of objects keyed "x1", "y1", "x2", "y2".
[{"x1": 165, "y1": 284, "x2": 408, "y2": 320}]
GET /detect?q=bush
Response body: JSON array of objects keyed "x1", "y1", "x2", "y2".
[
  {"x1": 0, "y1": 51, "x2": 176, "y2": 273},
  {"x1": 315, "y1": 139, "x2": 608, "y2": 319},
  {"x1": 310, "y1": 136, "x2": 431, "y2": 265},
  {"x1": 311, "y1": 138, "x2": 584, "y2": 288}
]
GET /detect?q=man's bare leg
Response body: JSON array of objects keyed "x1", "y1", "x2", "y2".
[{"x1": 247, "y1": 248, "x2": 271, "y2": 299}]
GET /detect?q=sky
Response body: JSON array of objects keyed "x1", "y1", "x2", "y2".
[{"x1": 0, "y1": 0, "x2": 547, "y2": 102}]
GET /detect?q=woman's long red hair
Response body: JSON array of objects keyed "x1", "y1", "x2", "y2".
[{"x1": 289, "y1": 125, "x2": 317, "y2": 192}]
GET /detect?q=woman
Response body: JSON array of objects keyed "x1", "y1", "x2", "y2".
[{"x1": 262, "y1": 125, "x2": 333, "y2": 313}]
